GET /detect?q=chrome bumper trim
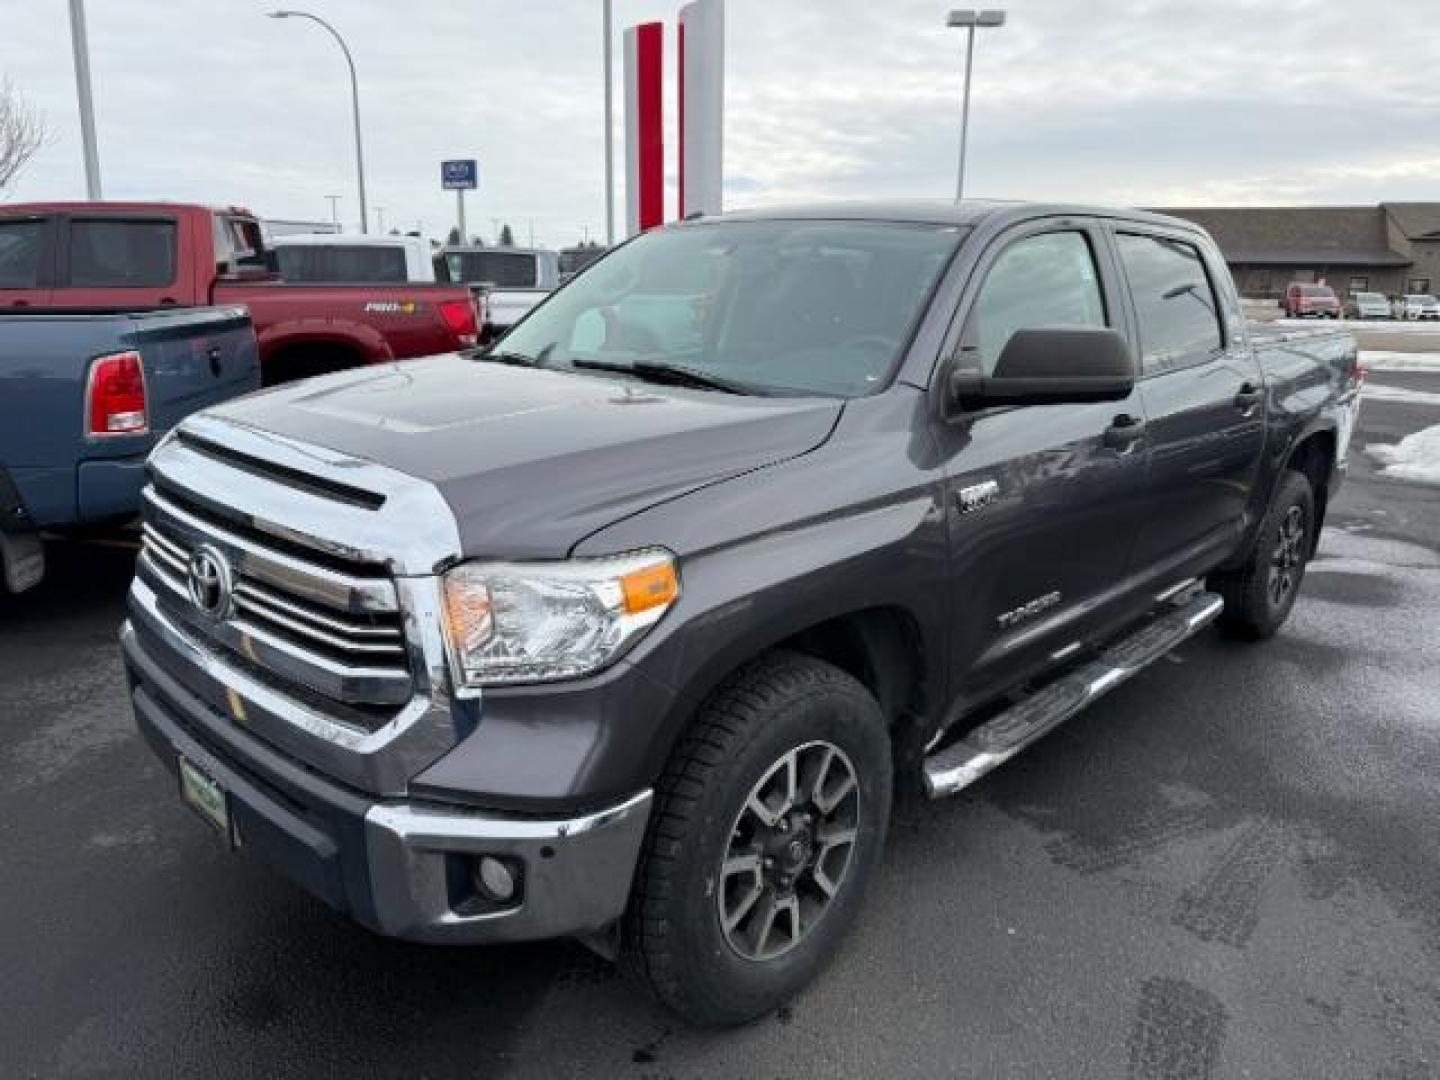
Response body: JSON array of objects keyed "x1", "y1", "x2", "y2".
[{"x1": 364, "y1": 790, "x2": 653, "y2": 944}]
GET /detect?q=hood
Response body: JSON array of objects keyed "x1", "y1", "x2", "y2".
[{"x1": 208, "y1": 356, "x2": 843, "y2": 558}]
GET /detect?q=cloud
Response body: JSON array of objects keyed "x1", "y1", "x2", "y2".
[{"x1": 3, "y1": 0, "x2": 1439, "y2": 248}]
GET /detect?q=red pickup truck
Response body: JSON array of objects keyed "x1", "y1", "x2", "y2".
[{"x1": 0, "y1": 203, "x2": 480, "y2": 383}]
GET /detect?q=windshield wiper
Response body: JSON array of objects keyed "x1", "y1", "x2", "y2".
[
  {"x1": 572, "y1": 357, "x2": 759, "y2": 396},
  {"x1": 482, "y1": 350, "x2": 541, "y2": 368}
]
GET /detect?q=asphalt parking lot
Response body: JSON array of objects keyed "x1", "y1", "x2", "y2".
[{"x1": 2, "y1": 372, "x2": 1437, "y2": 1080}]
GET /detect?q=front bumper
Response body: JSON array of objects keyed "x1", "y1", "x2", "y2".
[{"x1": 122, "y1": 619, "x2": 653, "y2": 945}]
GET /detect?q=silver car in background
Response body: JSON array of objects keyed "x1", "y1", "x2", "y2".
[
  {"x1": 1399, "y1": 294, "x2": 1440, "y2": 320},
  {"x1": 1351, "y1": 291, "x2": 1392, "y2": 319}
]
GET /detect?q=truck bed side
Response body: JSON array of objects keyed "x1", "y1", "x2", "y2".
[{"x1": 0, "y1": 307, "x2": 259, "y2": 528}]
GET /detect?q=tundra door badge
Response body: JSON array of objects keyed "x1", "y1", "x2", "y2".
[{"x1": 956, "y1": 479, "x2": 1000, "y2": 514}]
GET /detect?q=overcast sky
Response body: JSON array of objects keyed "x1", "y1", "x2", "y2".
[{"x1": 4, "y1": 0, "x2": 1440, "y2": 247}]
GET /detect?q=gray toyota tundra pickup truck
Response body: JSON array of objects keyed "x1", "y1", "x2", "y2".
[{"x1": 121, "y1": 202, "x2": 1362, "y2": 1025}]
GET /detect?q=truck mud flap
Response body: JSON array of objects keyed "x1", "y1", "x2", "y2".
[
  {"x1": 922, "y1": 589, "x2": 1224, "y2": 799},
  {"x1": 1, "y1": 468, "x2": 45, "y2": 594}
]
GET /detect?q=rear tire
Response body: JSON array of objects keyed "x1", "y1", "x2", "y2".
[
  {"x1": 1210, "y1": 469, "x2": 1315, "y2": 640},
  {"x1": 622, "y1": 650, "x2": 892, "y2": 1027}
]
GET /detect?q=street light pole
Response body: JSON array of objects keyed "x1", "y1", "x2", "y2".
[
  {"x1": 946, "y1": 9, "x2": 1006, "y2": 202},
  {"x1": 269, "y1": 10, "x2": 369, "y2": 233},
  {"x1": 603, "y1": 0, "x2": 616, "y2": 246},
  {"x1": 66, "y1": 0, "x2": 102, "y2": 198},
  {"x1": 325, "y1": 195, "x2": 341, "y2": 231}
]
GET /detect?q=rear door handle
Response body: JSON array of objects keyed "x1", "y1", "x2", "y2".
[
  {"x1": 1234, "y1": 383, "x2": 1263, "y2": 414},
  {"x1": 1103, "y1": 413, "x2": 1146, "y2": 453}
]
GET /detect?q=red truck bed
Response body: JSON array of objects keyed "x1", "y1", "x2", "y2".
[{"x1": 0, "y1": 202, "x2": 479, "y2": 384}]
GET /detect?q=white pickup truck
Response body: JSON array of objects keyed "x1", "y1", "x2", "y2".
[
  {"x1": 437, "y1": 246, "x2": 561, "y2": 341},
  {"x1": 269, "y1": 233, "x2": 439, "y2": 284}
]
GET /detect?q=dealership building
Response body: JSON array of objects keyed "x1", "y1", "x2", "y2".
[{"x1": 1154, "y1": 203, "x2": 1440, "y2": 300}]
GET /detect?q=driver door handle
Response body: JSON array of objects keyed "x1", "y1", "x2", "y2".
[
  {"x1": 1103, "y1": 413, "x2": 1146, "y2": 453},
  {"x1": 1234, "y1": 382, "x2": 1263, "y2": 414}
]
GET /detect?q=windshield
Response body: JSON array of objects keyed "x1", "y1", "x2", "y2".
[
  {"x1": 493, "y1": 220, "x2": 963, "y2": 397},
  {"x1": 1410, "y1": 295, "x2": 1439, "y2": 305},
  {"x1": 1300, "y1": 286, "x2": 1335, "y2": 298},
  {"x1": 1356, "y1": 293, "x2": 1385, "y2": 302},
  {"x1": 446, "y1": 251, "x2": 539, "y2": 287}
]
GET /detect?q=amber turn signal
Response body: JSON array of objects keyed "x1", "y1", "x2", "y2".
[{"x1": 620, "y1": 561, "x2": 679, "y2": 614}]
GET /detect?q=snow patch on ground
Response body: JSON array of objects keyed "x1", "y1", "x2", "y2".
[
  {"x1": 1359, "y1": 350, "x2": 1440, "y2": 372},
  {"x1": 1367, "y1": 424, "x2": 1440, "y2": 486},
  {"x1": 1361, "y1": 382, "x2": 1440, "y2": 407}
]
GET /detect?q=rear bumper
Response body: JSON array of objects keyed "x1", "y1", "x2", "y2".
[
  {"x1": 122, "y1": 618, "x2": 652, "y2": 945},
  {"x1": 76, "y1": 455, "x2": 148, "y2": 520}
]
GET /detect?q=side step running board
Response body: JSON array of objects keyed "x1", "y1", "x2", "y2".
[{"x1": 922, "y1": 590, "x2": 1224, "y2": 799}]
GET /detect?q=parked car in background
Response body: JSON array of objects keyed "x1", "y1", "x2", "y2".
[
  {"x1": 122, "y1": 201, "x2": 1361, "y2": 1026},
  {"x1": 1398, "y1": 293, "x2": 1440, "y2": 320},
  {"x1": 437, "y1": 245, "x2": 560, "y2": 340},
  {"x1": 559, "y1": 245, "x2": 608, "y2": 283},
  {"x1": 270, "y1": 233, "x2": 439, "y2": 284},
  {"x1": 1284, "y1": 282, "x2": 1341, "y2": 318},
  {"x1": 0, "y1": 204, "x2": 479, "y2": 384},
  {"x1": 1350, "y1": 291, "x2": 1392, "y2": 319},
  {"x1": 0, "y1": 306, "x2": 258, "y2": 593}
]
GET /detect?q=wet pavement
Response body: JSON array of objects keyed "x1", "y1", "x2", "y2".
[{"x1": 2, "y1": 372, "x2": 1437, "y2": 1079}]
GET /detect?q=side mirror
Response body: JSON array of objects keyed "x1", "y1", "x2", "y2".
[{"x1": 948, "y1": 327, "x2": 1135, "y2": 412}]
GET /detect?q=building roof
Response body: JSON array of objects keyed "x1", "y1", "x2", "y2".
[{"x1": 1382, "y1": 202, "x2": 1440, "y2": 241}]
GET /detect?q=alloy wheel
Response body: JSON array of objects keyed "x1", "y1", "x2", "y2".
[
  {"x1": 1268, "y1": 504, "x2": 1307, "y2": 607},
  {"x1": 717, "y1": 741, "x2": 860, "y2": 962}
]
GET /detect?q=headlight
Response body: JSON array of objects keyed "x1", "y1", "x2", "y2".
[{"x1": 441, "y1": 549, "x2": 679, "y2": 686}]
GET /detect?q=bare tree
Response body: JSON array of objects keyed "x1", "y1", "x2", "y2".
[{"x1": 0, "y1": 79, "x2": 47, "y2": 192}]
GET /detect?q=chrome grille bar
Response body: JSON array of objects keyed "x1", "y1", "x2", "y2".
[{"x1": 139, "y1": 495, "x2": 413, "y2": 711}]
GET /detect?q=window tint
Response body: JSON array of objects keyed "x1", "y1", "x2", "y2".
[
  {"x1": 445, "y1": 251, "x2": 538, "y2": 288},
  {"x1": 276, "y1": 245, "x2": 409, "y2": 283},
  {"x1": 68, "y1": 219, "x2": 176, "y2": 287},
  {"x1": 1116, "y1": 233, "x2": 1223, "y2": 372},
  {"x1": 964, "y1": 231, "x2": 1107, "y2": 374},
  {"x1": 0, "y1": 219, "x2": 47, "y2": 288}
]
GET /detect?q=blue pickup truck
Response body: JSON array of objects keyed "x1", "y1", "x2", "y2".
[{"x1": 1, "y1": 307, "x2": 259, "y2": 593}]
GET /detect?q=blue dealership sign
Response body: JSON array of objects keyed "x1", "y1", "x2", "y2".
[{"x1": 441, "y1": 159, "x2": 478, "y2": 190}]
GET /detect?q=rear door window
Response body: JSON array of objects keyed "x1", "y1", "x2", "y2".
[
  {"x1": 276, "y1": 245, "x2": 409, "y2": 283},
  {"x1": 1116, "y1": 233, "x2": 1224, "y2": 374},
  {"x1": 67, "y1": 218, "x2": 177, "y2": 287},
  {"x1": 0, "y1": 218, "x2": 50, "y2": 288}
]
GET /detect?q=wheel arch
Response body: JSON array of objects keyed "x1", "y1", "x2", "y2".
[{"x1": 1281, "y1": 425, "x2": 1337, "y2": 556}]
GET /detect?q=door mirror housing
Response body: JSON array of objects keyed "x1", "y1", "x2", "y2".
[{"x1": 947, "y1": 327, "x2": 1135, "y2": 413}]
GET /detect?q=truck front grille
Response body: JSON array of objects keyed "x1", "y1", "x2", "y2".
[{"x1": 137, "y1": 483, "x2": 414, "y2": 721}]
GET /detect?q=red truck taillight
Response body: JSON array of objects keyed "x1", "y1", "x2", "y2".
[
  {"x1": 438, "y1": 298, "x2": 480, "y2": 348},
  {"x1": 85, "y1": 350, "x2": 149, "y2": 436}
]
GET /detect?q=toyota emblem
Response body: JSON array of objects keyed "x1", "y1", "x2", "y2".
[{"x1": 187, "y1": 545, "x2": 234, "y2": 620}]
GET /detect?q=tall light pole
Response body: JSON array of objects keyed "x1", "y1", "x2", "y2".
[
  {"x1": 269, "y1": 10, "x2": 369, "y2": 233},
  {"x1": 325, "y1": 195, "x2": 341, "y2": 231},
  {"x1": 946, "y1": 9, "x2": 1006, "y2": 202},
  {"x1": 66, "y1": 0, "x2": 102, "y2": 198},
  {"x1": 375, "y1": 205, "x2": 385, "y2": 233},
  {"x1": 603, "y1": 0, "x2": 616, "y2": 246}
]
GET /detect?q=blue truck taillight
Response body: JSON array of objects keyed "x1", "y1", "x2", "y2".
[{"x1": 85, "y1": 350, "x2": 149, "y2": 436}]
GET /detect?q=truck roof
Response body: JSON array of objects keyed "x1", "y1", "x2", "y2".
[
  {"x1": 705, "y1": 199, "x2": 1203, "y2": 234},
  {"x1": 270, "y1": 233, "x2": 426, "y2": 249},
  {"x1": 0, "y1": 200, "x2": 255, "y2": 218}
]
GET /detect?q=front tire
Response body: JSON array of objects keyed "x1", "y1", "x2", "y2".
[
  {"x1": 1210, "y1": 469, "x2": 1315, "y2": 639},
  {"x1": 623, "y1": 651, "x2": 892, "y2": 1026}
]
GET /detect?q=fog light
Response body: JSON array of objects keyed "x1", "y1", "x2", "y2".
[{"x1": 475, "y1": 856, "x2": 517, "y2": 902}]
